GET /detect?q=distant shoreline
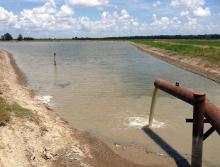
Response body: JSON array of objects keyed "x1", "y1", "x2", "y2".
[
  {"x1": 0, "y1": 40, "x2": 127, "y2": 43},
  {"x1": 129, "y1": 41, "x2": 220, "y2": 84}
]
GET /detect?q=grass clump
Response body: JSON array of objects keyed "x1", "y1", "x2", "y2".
[
  {"x1": 10, "y1": 102, "x2": 33, "y2": 118},
  {"x1": 0, "y1": 97, "x2": 10, "y2": 125},
  {"x1": 0, "y1": 96, "x2": 34, "y2": 126}
]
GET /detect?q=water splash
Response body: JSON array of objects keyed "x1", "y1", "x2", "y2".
[
  {"x1": 35, "y1": 95, "x2": 53, "y2": 106},
  {"x1": 126, "y1": 116, "x2": 165, "y2": 129}
]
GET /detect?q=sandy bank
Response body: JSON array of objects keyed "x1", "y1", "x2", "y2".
[
  {"x1": 129, "y1": 41, "x2": 220, "y2": 83},
  {"x1": 0, "y1": 49, "x2": 178, "y2": 167}
]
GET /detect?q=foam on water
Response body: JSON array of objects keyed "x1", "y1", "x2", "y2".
[
  {"x1": 151, "y1": 119, "x2": 166, "y2": 128},
  {"x1": 35, "y1": 95, "x2": 53, "y2": 105},
  {"x1": 126, "y1": 116, "x2": 165, "y2": 129}
]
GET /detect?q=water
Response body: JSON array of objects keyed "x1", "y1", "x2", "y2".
[{"x1": 1, "y1": 42, "x2": 220, "y2": 166}]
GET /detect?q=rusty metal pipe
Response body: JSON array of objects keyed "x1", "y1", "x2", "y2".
[
  {"x1": 154, "y1": 79, "x2": 220, "y2": 135},
  {"x1": 191, "y1": 93, "x2": 206, "y2": 167},
  {"x1": 154, "y1": 79, "x2": 194, "y2": 105},
  {"x1": 203, "y1": 101, "x2": 220, "y2": 135}
]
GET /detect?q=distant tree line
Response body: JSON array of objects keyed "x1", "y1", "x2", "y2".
[
  {"x1": 1, "y1": 33, "x2": 220, "y2": 41},
  {"x1": 1, "y1": 33, "x2": 13, "y2": 40},
  {"x1": 0, "y1": 33, "x2": 34, "y2": 41},
  {"x1": 23, "y1": 37, "x2": 35, "y2": 40},
  {"x1": 72, "y1": 34, "x2": 220, "y2": 40}
]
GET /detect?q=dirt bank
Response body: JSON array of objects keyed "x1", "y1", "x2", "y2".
[
  {"x1": 0, "y1": 49, "x2": 178, "y2": 167},
  {"x1": 129, "y1": 41, "x2": 220, "y2": 83}
]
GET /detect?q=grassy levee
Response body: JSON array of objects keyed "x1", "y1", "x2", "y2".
[
  {"x1": 166, "y1": 39, "x2": 220, "y2": 48},
  {"x1": 131, "y1": 39, "x2": 220, "y2": 63}
]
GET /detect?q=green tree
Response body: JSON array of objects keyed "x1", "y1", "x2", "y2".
[
  {"x1": 17, "y1": 34, "x2": 23, "y2": 41},
  {"x1": 1, "y1": 33, "x2": 13, "y2": 40}
]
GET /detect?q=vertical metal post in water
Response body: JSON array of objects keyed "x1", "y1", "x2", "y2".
[
  {"x1": 191, "y1": 93, "x2": 206, "y2": 167},
  {"x1": 54, "y1": 53, "x2": 57, "y2": 66},
  {"x1": 149, "y1": 87, "x2": 159, "y2": 126}
]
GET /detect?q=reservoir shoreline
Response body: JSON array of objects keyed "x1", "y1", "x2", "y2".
[
  {"x1": 129, "y1": 41, "x2": 220, "y2": 84},
  {"x1": 0, "y1": 49, "x2": 178, "y2": 166}
]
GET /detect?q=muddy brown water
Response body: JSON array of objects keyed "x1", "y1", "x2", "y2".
[{"x1": 0, "y1": 42, "x2": 220, "y2": 166}]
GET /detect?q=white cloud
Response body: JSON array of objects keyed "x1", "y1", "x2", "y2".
[
  {"x1": 14, "y1": 0, "x2": 75, "y2": 31},
  {"x1": 193, "y1": 7, "x2": 210, "y2": 16},
  {"x1": 25, "y1": 0, "x2": 46, "y2": 2},
  {"x1": 170, "y1": 0, "x2": 178, "y2": 7},
  {"x1": 153, "y1": 1, "x2": 161, "y2": 7},
  {"x1": 0, "y1": 0, "x2": 145, "y2": 37},
  {"x1": 68, "y1": 0, "x2": 108, "y2": 7},
  {"x1": 0, "y1": 7, "x2": 17, "y2": 22},
  {"x1": 80, "y1": 9, "x2": 146, "y2": 36},
  {"x1": 170, "y1": 0, "x2": 205, "y2": 8},
  {"x1": 187, "y1": 17, "x2": 197, "y2": 26},
  {"x1": 151, "y1": 14, "x2": 181, "y2": 29},
  {"x1": 171, "y1": 0, "x2": 211, "y2": 17},
  {"x1": 0, "y1": 0, "x2": 218, "y2": 37},
  {"x1": 18, "y1": 0, "x2": 57, "y2": 29},
  {"x1": 0, "y1": 7, "x2": 18, "y2": 29},
  {"x1": 180, "y1": 10, "x2": 189, "y2": 16},
  {"x1": 57, "y1": 4, "x2": 74, "y2": 17},
  {"x1": 185, "y1": 16, "x2": 200, "y2": 29}
]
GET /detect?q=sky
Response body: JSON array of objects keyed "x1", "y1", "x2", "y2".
[{"x1": 0, "y1": 0, "x2": 219, "y2": 38}]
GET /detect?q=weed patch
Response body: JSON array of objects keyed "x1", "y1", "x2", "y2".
[
  {"x1": 0, "y1": 97, "x2": 10, "y2": 125},
  {"x1": 10, "y1": 102, "x2": 33, "y2": 118}
]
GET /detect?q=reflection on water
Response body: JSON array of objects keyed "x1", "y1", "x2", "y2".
[{"x1": 0, "y1": 42, "x2": 220, "y2": 166}]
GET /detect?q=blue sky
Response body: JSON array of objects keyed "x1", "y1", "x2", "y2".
[{"x1": 0, "y1": 0, "x2": 219, "y2": 38}]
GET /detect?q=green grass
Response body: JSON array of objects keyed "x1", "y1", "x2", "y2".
[
  {"x1": 0, "y1": 97, "x2": 33, "y2": 125},
  {"x1": 0, "y1": 97, "x2": 11, "y2": 124},
  {"x1": 131, "y1": 39, "x2": 220, "y2": 63},
  {"x1": 10, "y1": 102, "x2": 33, "y2": 118},
  {"x1": 165, "y1": 39, "x2": 220, "y2": 48}
]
